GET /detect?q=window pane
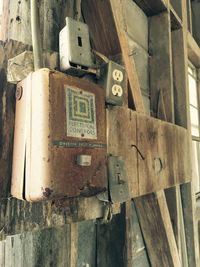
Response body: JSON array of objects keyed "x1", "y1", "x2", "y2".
[
  {"x1": 190, "y1": 106, "x2": 200, "y2": 137},
  {"x1": 188, "y1": 74, "x2": 198, "y2": 107}
]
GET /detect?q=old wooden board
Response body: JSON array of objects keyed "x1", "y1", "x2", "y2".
[
  {"x1": 187, "y1": 32, "x2": 200, "y2": 68},
  {"x1": 0, "y1": 40, "x2": 31, "y2": 198},
  {"x1": 107, "y1": 106, "x2": 191, "y2": 197},
  {"x1": 0, "y1": 220, "x2": 97, "y2": 267},
  {"x1": 82, "y1": 0, "x2": 121, "y2": 58},
  {"x1": 107, "y1": 107, "x2": 138, "y2": 197},
  {"x1": 149, "y1": 11, "x2": 174, "y2": 123},
  {"x1": 133, "y1": 0, "x2": 167, "y2": 16},
  {"x1": 97, "y1": 209, "x2": 126, "y2": 267},
  {"x1": 82, "y1": 0, "x2": 144, "y2": 113},
  {"x1": 181, "y1": 182, "x2": 199, "y2": 267},
  {"x1": 191, "y1": 0, "x2": 200, "y2": 47},
  {"x1": 4, "y1": 0, "x2": 76, "y2": 52},
  {"x1": 137, "y1": 114, "x2": 191, "y2": 195},
  {"x1": 172, "y1": 5, "x2": 199, "y2": 262},
  {"x1": 135, "y1": 191, "x2": 181, "y2": 267},
  {"x1": 172, "y1": 29, "x2": 189, "y2": 128},
  {"x1": 129, "y1": 201, "x2": 150, "y2": 267}
]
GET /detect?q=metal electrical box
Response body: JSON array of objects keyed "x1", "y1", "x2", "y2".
[
  {"x1": 59, "y1": 17, "x2": 93, "y2": 75},
  {"x1": 98, "y1": 61, "x2": 126, "y2": 106},
  {"x1": 11, "y1": 69, "x2": 107, "y2": 202}
]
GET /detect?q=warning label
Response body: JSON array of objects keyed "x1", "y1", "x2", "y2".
[{"x1": 65, "y1": 87, "x2": 97, "y2": 139}]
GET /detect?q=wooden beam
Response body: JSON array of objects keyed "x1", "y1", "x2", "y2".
[
  {"x1": 181, "y1": 182, "x2": 199, "y2": 267},
  {"x1": 187, "y1": 32, "x2": 200, "y2": 68},
  {"x1": 82, "y1": 0, "x2": 145, "y2": 113},
  {"x1": 174, "y1": 1, "x2": 199, "y2": 266},
  {"x1": 135, "y1": 191, "x2": 181, "y2": 267},
  {"x1": 149, "y1": 11, "x2": 174, "y2": 123},
  {"x1": 97, "y1": 208, "x2": 126, "y2": 267},
  {"x1": 1, "y1": 220, "x2": 97, "y2": 267},
  {"x1": 172, "y1": 29, "x2": 190, "y2": 128},
  {"x1": 109, "y1": 0, "x2": 144, "y2": 113},
  {"x1": 133, "y1": 0, "x2": 167, "y2": 16},
  {"x1": 102, "y1": 2, "x2": 182, "y2": 266},
  {"x1": 0, "y1": 0, "x2": 10, "y2": 42}
]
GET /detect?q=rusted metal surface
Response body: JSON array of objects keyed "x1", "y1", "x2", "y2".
[{"x1": 11, "y1": 69, "x2": 107, "y2": 201}]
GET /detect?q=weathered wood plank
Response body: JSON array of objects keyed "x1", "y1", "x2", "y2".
[
  {"x1": 181, "y1": 182, "x2": 199, "y2": 267},
  {"x1": 109, "y1": 0, "x2": 145, "y2": 113},
  {"x1": 2, "y1": 221, "x2": 96, "y2": 267},
  {"x1": 130, "y1": 201, "x2": 150, "y2": 267},
  {"x1": 135, "y1": 191, "x2": 181, "y2": 267},
  {"x1": 82, "y1": 0, "x2": 121, "y2": 57},
  {"x1": 191, "y1": 1, "x2": 200, "y2": 46},
  {"x1": 0, "y1": 241, "x2": 5, "y2": 267},
  {"x1": 107, "y1": 107, "x2": 138, "y2": 197},
  {"x1": 82, "y1": 0, "x2": 145, "y2": 112},
  {"x1": 187, "y1": 32, "x2": 200, "y2": 68},
  {"x1": 172, "y1": 29, "x2": 189, "y2": 128},
  {"x1": 170, "y1": 0, "x2": 182, "y2": 19},
  {"x1": 172, "y1": 2, "x2": 199, "y2": 265},
  {"x1": 133, "y1": 0, "x2": 167, "y2": 16},
  {"x1": 149, "y1": 11, "x2": 174, "y2": 123},
  {"x1": 97, "y1": 209, "x2": 126, "y2": 267},
  {"x1": 4, "y1": 0, "x2": 76, "y2": 51}
]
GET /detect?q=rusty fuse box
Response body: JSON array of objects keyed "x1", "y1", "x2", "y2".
[{"x1": 11, "y1": 69, "x2": 107, "y2": 202}]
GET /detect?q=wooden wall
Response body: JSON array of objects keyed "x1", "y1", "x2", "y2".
[{"x1": 0, "y1": 0, "x2": 199, "y2": 266}]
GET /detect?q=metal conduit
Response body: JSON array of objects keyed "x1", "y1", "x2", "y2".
[{"x1": 31, "y1": 0, "x2": 43, "y2": 70}]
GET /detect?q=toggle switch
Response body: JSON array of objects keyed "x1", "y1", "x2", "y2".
[{"x1": 77, "y1": 155, "x2": 92, "y2": 166}]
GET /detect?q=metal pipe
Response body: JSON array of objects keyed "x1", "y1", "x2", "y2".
[{"x1": 30, "y1": 0, "x2": 43, "y2": 70}]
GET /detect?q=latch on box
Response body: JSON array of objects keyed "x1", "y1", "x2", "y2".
[
  {"x1": 107, "y1": 156, "x2": 129, "y2": 203},
  {"x1": 98, "y1": 156, "x2": 129, "y2": 204}
]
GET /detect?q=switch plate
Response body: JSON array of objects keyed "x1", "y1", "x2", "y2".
[
  {"x1": 98, "y1": 61, "x2": 126, "y2": 106},
  {"x1": 59, "y1": 17, "x2": 93, "y2": 75},
  {"x1": 107, "y1": 156, "x2": 129, "y2": 203}
]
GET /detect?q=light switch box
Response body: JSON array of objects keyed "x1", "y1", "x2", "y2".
[{"x1": 59, "y1": 17, "x2": 93, "y2": 75}]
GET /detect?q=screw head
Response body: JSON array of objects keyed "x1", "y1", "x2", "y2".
[{"x1": 16, "y1": 86, "x2": 23, "y2": 100}]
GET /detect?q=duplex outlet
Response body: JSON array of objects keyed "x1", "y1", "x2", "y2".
[{"x1": 98, "y1": 61, "x2": 126, "y2": 106}]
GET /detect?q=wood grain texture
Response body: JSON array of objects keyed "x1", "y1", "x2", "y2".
[
  {"x1": 181, "y1": 182, "x2": 199, "y2": 267},
  {"x1": 135, "y1": 192, "x2": 181, "y2": 267},
  {"x1": 133, "y1": 0, "x2": 167, "y2": 16},
  {"x1": 107, "y1": 107, "x2": 138, "y2": 197},
  {"x1": 82, "y1": 0, "x2": 121, "y2": 57},
  {"x1": 149, "y1": 11, "x2": 174, "y2": 123},
  {"x1": 172, "y1": 29, "x2": 189, "y2": 128},
  {"x1": 0, "y1": 220, "x2": 97, "y2": 267},
  {"x1": 97, "y1": 209, "x2": 126, "y2": 267},
  {"x1": 82, "y1": 0, "x2": 145, "y2": 112},
  {"x1": 187, "y1": 32, "x2": 200, "y2": 68},
  {"x1": 5, "y1": 0, "x2": 75, "y2": 51},
  {"x1": 137, "y1": 114, "x2": 191, "y2": 195}
]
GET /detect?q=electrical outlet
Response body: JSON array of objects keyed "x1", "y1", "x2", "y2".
[
  {"x1": 112, "y1": 85, "x2": 123, "y2": 97},
  {"x1": 112, "y1": 69, "x2": 124, "y2": 82},
  {"x1": 98, "y1": 61, "x2": 126, "y2": 106}
]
